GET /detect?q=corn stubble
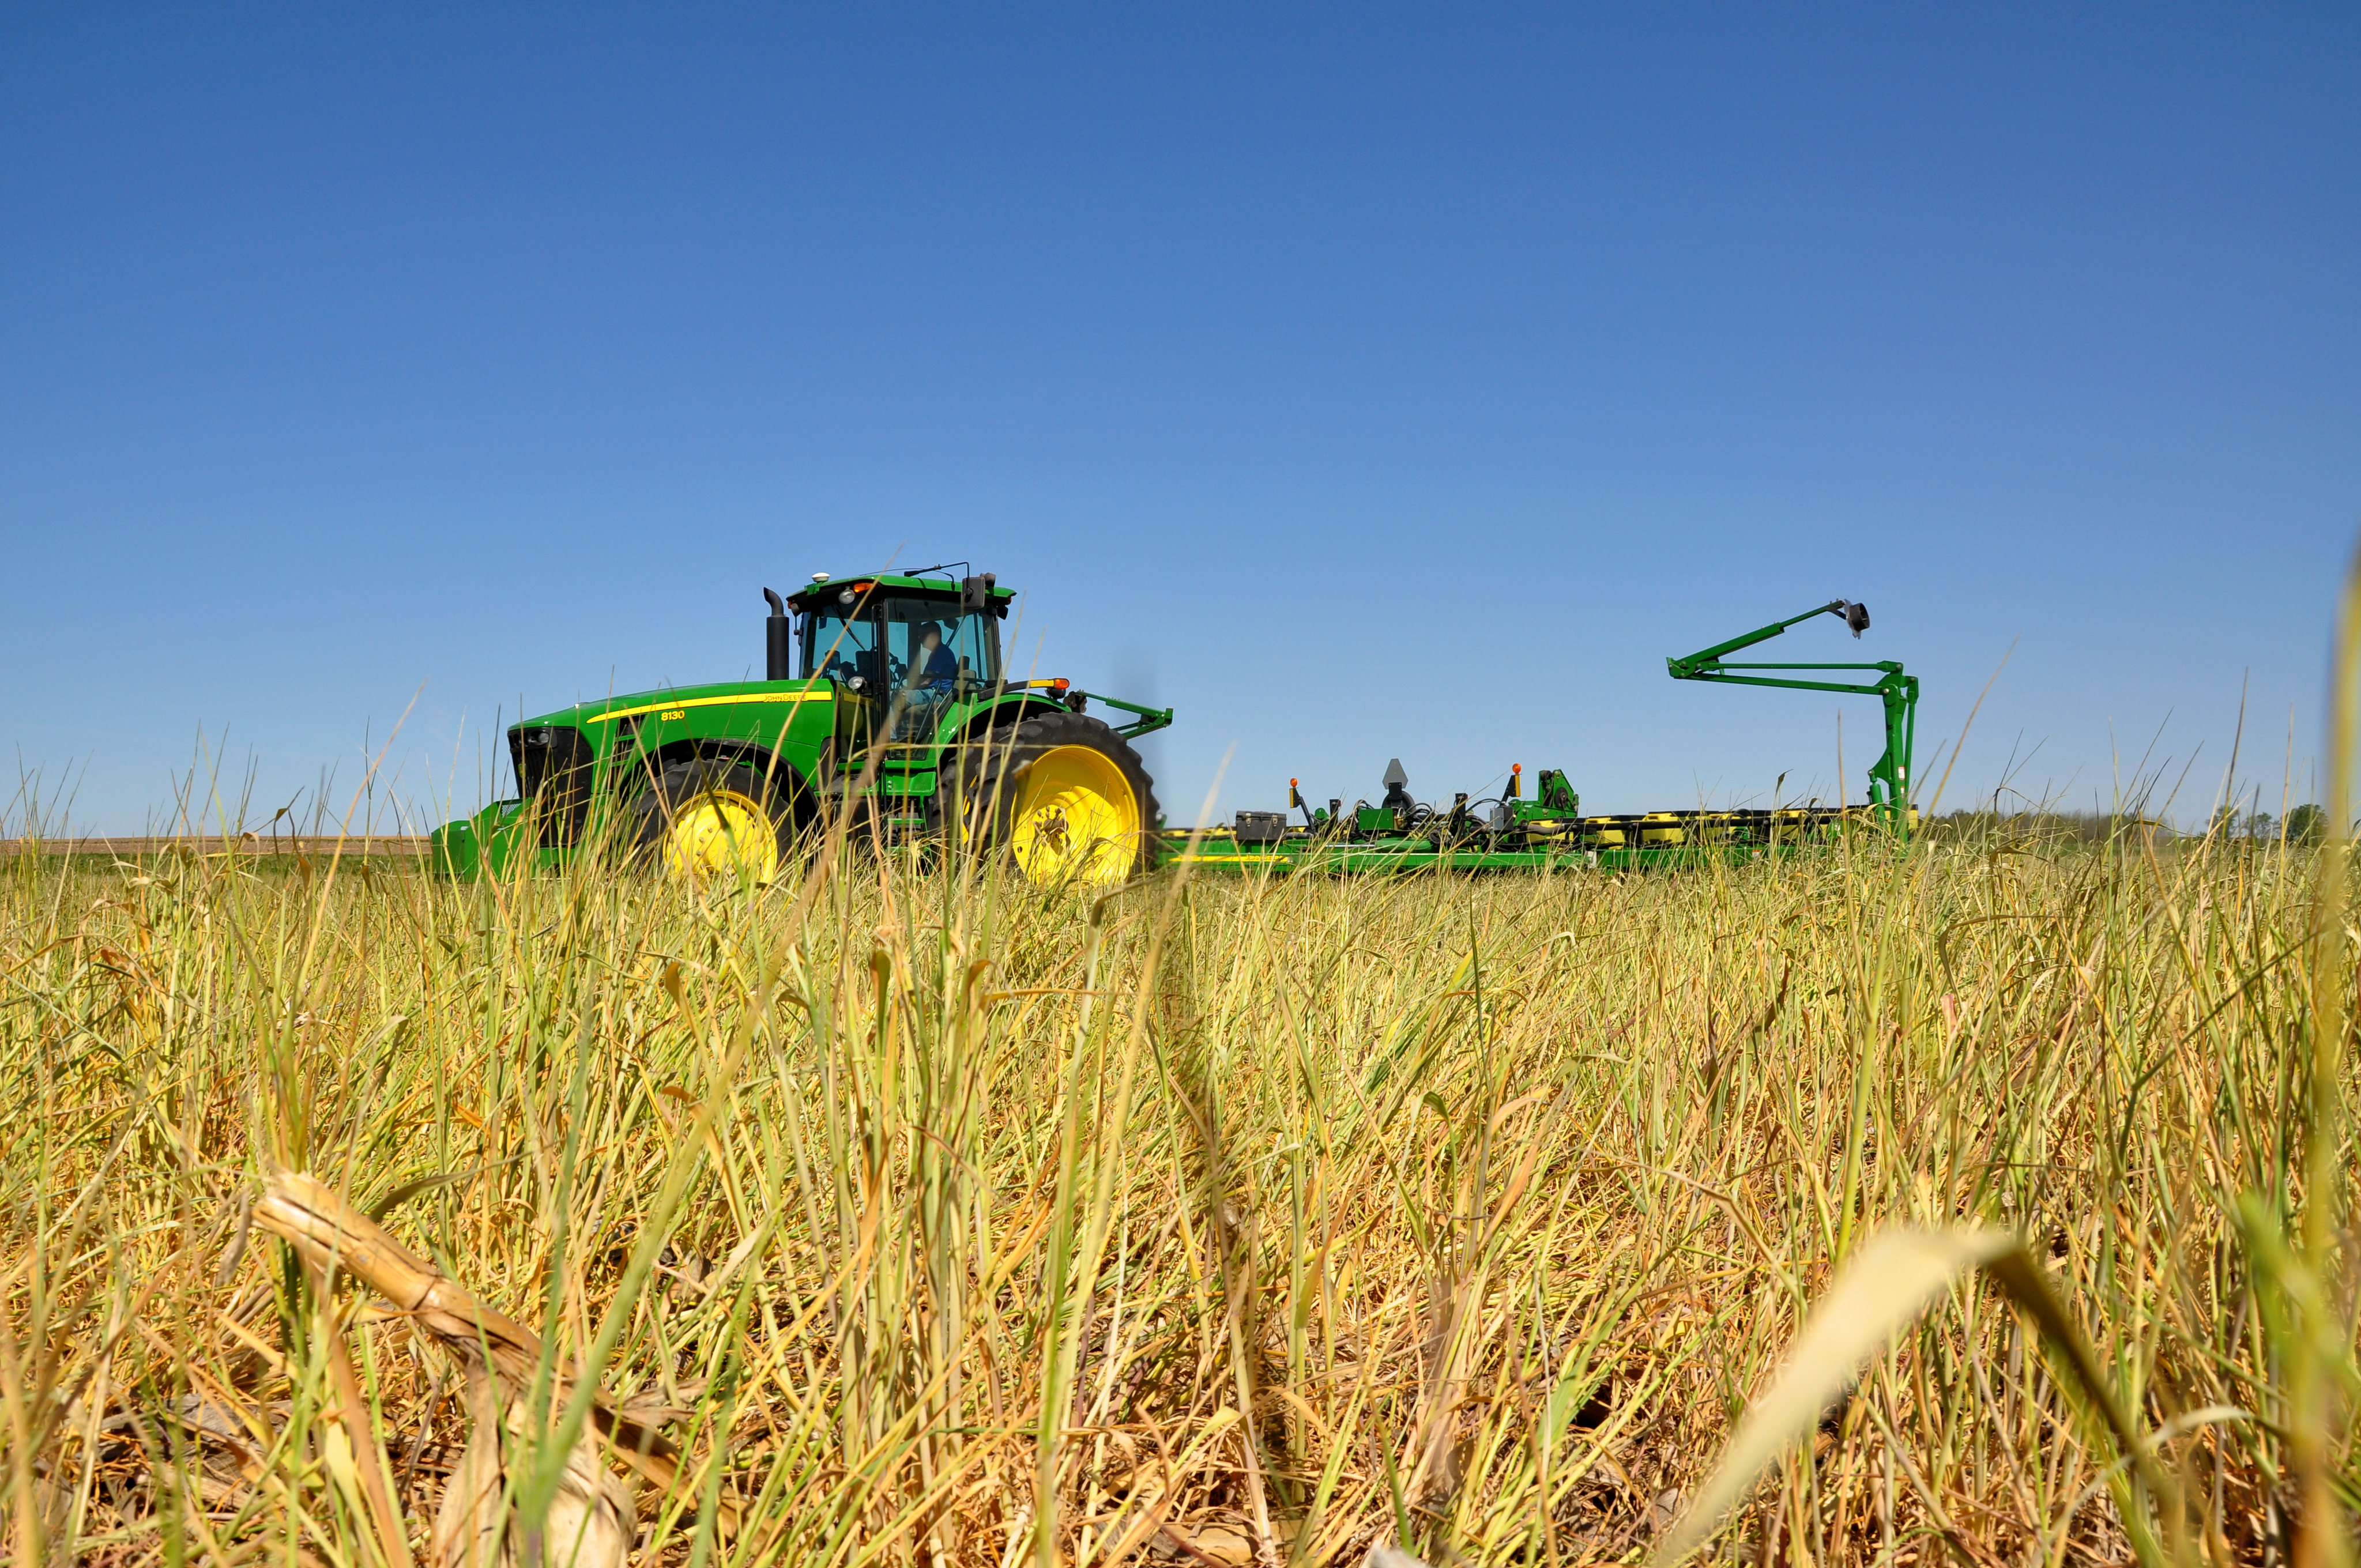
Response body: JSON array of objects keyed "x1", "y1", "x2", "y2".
[{"x1": 0, "y1": 804, "x2": 2351, "y2": 1567}]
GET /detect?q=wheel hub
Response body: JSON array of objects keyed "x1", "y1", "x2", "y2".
[
  {"x1": 1008, "y1": 745, "x2": 1138, "y2": 887},
  {"x1": 663, "y1": 789, "x2": 779, "y2": 884}
]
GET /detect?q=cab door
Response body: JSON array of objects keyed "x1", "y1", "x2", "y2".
[{"x1": 803, "y1": 601, "x2": 883, "y2": 769}]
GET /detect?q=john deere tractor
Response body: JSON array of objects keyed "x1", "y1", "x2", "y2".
[{"x1": 430, "y1": 568, "x2": 1172, "y2": 886}]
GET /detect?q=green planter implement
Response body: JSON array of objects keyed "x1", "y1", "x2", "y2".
[{"x1": 1665, "y1": 598, "x2": 1918, "y2": 835}]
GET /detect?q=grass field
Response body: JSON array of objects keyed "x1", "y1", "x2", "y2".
[{"x1": 0, "y1": 812, "x2": 2351, "y2": 1567}]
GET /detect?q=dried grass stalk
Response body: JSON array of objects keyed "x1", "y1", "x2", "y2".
[
  {"x1": 253, "y1": 1169, "x2": 709, "y2": 1568},
  {"x1": 431, "y1": 1360, "x2": 628, "y2": 1568}
]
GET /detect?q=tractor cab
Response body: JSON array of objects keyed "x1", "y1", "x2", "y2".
[
  {"x1": 788, "y1": 571, "x2": 1011, "y2": 743},
  {"x1": 791, "y1": 574, "x2": 1004, "y2": 687}
]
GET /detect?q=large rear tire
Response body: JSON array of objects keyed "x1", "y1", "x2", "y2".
[
  {"x1": 948, "y1": 713, "x2": 1161, "y2": 886},
  {"x1": 629, "y1": 758, "x2": 802, "y2": 885}
]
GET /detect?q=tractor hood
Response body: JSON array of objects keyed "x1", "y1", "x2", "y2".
[{"x1": 512, "y1": 677, "x2": 833, "y2": 737}]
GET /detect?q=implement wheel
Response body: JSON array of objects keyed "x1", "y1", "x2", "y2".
[
  {"x1": 951, "y1": 713, "x2": 1161, "y2": 887},
  {"x1": 630, "y1": 758, "x2": 799, "y2": 884}
]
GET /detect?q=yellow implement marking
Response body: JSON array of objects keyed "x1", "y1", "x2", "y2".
[{"x1": 584, "y1": 691, "x2": 830, "y2": 725}]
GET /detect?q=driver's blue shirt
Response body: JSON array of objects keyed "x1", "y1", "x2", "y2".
[{"x1": 920, "y1": 646, "x2": 959, "y2": 684}]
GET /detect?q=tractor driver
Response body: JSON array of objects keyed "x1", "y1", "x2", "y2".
[
  {"x1": 890, "y1": 620, "x2": 962, "y2": 740},
  {"x1": 910, "y1": 622, "x2": 960, "y2": 693}
]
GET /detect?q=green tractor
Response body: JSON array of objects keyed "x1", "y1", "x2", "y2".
[{"x1": 429, "y1": 568, "x2": 1174, "y2": 886}]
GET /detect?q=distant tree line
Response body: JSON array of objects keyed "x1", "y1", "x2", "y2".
[{"x1": 1919, "y1": 802, "x2": 2326, "y2": 847}]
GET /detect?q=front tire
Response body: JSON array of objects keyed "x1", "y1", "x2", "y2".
[
  {"x1": 948, "y1": 713, "x2": 1161, "y2": 886},
  {"x1": 630, "y1": 759, "x2": 800, "y2": 885}
]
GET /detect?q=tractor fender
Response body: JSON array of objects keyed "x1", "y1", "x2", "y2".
[
  {"x1": 951, "y1": 692, "x2": 1072, "y2": 745},
  {"x1": 622, "y1": 737, "x2": 814, "y2": 826}
]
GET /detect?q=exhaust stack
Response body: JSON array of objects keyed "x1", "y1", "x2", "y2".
[{"x1": 764, "y1": 587, "x2": 792, "y2": 680}]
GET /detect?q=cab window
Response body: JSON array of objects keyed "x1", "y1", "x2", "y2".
[
  {"x1": 879, "y1": 598, "x2": 1000, "y2": 687},
  {"x1": 952, "y1": 609, "x2": 1001, "y2": 683},
  {"x1": 803, "y1": 605, "x2": 881, "y2": 685}
]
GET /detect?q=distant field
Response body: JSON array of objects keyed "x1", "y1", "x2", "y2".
[
  {"x1": 0, "y1": 830, "x2": 2346, "y2": 1566},
  {"x1": 0, "y1": 835, "x2": 432, "y2": 858}
]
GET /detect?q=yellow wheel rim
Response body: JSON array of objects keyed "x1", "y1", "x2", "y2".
[
  {"x1": 1007, "y1": 745, "x2": 1139, "y2": 887},
  {"x1": 662, "y1": 789, "x2": 780, "y2": 884}
]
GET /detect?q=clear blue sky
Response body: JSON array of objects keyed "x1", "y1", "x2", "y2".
[{"x1": 5, "y1": 7, "x2": 2355, "y2": 834}]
